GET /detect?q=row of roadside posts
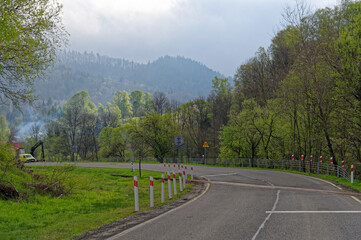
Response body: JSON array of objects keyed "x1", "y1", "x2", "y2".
[
  {"x1": 294, "y1": 154, "x2": 355, "y2": 183},
  {"x1": 133, "y1": 164, "x2": 194, "y2": 212}
]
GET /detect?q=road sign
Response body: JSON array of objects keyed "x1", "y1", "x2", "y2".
[
  {"x1": 174, "y1": 136, "x2": 184, "y2": 147},
  {"x1": 203, "y1": 141, "x2": 209, "y2": 148}
]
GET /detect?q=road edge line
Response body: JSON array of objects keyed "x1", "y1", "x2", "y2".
[{"x1": 106, "y1": 181, "x2": 211, "y2": 240}]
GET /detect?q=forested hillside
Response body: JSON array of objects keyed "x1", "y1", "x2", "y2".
[{"x1": 34, "y1": 51, "x2": 224, "y2": 104}]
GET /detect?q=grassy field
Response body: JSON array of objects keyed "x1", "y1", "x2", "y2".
[{"x1": 0, "y1": 166, "x2": 192, "y2": 240}]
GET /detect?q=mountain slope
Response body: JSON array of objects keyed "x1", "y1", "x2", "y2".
[{"x1": 35, "y1": 51, "x2": 225, "y2": 104}]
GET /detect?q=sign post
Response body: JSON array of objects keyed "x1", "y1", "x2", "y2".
[{"x1": 203, "y1": 141, "x2": 209, "y2": 164}]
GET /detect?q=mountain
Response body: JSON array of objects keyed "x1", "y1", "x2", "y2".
[{"x1": 35, "y1": 51, "x2": 226, "y2": 104}]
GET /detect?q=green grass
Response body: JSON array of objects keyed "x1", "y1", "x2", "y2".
[{"x1": 0, "y1": 166, "x2": 192, "y2": 240}]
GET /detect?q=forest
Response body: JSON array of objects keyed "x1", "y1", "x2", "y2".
[{"x1": 1, "y1": 0, "x2": 361, "y2": 173}]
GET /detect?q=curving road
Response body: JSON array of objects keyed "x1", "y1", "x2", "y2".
[{"x1": 31, "y1": 162, "x2": 361, "y2": 239}]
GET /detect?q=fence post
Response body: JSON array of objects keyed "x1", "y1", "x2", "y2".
[
  {"x1": 134, "y1": 176, "x2": 139, "y2": 212},
  {"x1": 351, "y1": 165, "x2": 354, "y2": 184},
  {"x1": 161, "y1": 174, "x2": 165, "y2": 203},
  {"x1": 150, "y1": 176, "x2": 154, "y2": 207}
]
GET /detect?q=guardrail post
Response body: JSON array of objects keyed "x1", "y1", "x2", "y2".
[
  {"x1": 150, "y1": 176, "x2": 154, "y2": 207},
  {"x1": 178, "y1": 170, "x2": 183, "y2": 192},
  {"x1": 161, "y1": 174, "x2": 165, "y2": 203},
  {"x1": 172, "y1": 171, "x2": 177, "y2": 195},
  {"x1": 183, "y1": 169, "x2": 186, "y2": 188},
  {"x1": 134, "y1": 176, "x2": 139, "y2": 212},
  {"x1": 167, "y1": 172, "x2": 172, "y2": 199}
]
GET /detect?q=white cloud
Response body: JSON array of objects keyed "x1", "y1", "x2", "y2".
[{"x1": 59, "y1": 0, "x2": 340, "y2": 76}]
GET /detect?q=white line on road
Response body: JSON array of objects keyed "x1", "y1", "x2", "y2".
[
  {"x1": 265, "y1": 211, "x2": 361, "y2": 214},
  {"x1": 200, "y1": 173, "x2": 237, "y2": 178},
  {"x1": 351, "y1": 196, "x2": 361, "y2": 205},
  {"x1": 251, "y1": 190, "x2": 280, "y2": 240}
]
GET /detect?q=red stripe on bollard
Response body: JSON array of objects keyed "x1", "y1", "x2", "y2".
[
  {"x1": 150, "y1": 179, "x2": 154, "y2": 187},
  {"x1": 330, "y1": 157, "x2": 333, "y2": 164},
  {"x1": 320, "y1": 156, "x2": 322, "y2": 162},
  {"x1": 342, "y1": 161, "x2": 344, "y2": 167},
  {"x1": 134, "y1": 180, "x2": 138, "y2": 187},
  {"x1": 351, "y1": 167, "x2": 354, "y2": 172}
]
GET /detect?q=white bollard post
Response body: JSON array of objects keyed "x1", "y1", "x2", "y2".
[
  {"x1": 351, "y1": 165, "x2": 354, "y2": 184},
  {"x1": 134, "y1": 176, "x2": 139, "y2": 212},
  {"x1": 191, "y1": 166, "x2": 194, "y2": 180},
  {"x1": 178, "y1": 170, "x2": 183, "y2": 192},
  {"x1": 150, "y1": 176, "x2": 154, "y2": 207},
  {"x1": 131, "y1": 162, "x2": 134, "y2": 172},
  {"x1": 172, "y1": 171, "x2": 177, "y2": 195},
  {"x1": 342, "y1": 160, "x2": 345, "y2": 178},
  {"x1": 167, "y1": 172, "x2": 172, "y2": 199},
  {"x1": 183, "y1": 169, "x2": 186, "y2": 188},
  {"x1": 161, "y1": 174, "x2": 165, "y2": 203}
]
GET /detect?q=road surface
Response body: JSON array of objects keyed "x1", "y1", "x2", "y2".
[{"x1": 31, "y1": 162, "x2": 361, "y2": 239}]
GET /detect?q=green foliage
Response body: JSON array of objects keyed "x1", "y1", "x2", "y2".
[
  {"x1": 128, "y1": 112, "x2": 179, "y2": 161},
  {"x1": 98, "y1": 126, "x2": 129, "y2": 160},
  {"x1": 112, "y1": 91, "x2": 133, "y2": 118},
  {"x1": 0, "y1": 166, "x2": 193, "y2": 240},
  {"x1": 0, "y1": 0, "x2": 67, "y2": 107},
  {"x1": 0, "y1": 115, "x2": 10, "y2": 141}
]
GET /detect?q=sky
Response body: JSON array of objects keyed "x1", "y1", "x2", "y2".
[{"x1": 59, "y1": 0, "x2": 340, "y2": 76}]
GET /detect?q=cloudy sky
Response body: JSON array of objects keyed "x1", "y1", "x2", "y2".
[{"x1": 59, "y1": 0, "x2": 339, "y2": 76}]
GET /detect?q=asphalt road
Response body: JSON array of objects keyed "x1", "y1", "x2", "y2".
[{"x1": 31, "y1": 162, "x2": 361, "y2": 239}]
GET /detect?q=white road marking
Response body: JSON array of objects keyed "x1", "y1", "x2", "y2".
[
  {"x1": 351, "y1": 196, "x2": 361, "y2": 205},
  {"x1": 200, "y1": 173, "x2": 237, "y2": 178},
  {"x1": 251, "y1": 190, "x2": 280, "y2": 240},
  {"x1": 106, "y1": 182, "x2": 211, "y2": 240},
  {"x1": 266, "y1": 211, "x2": 361, "y2": 214}
]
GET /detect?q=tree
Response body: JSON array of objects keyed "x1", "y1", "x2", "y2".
[
  {"x1": 112, "y1": 91, "x2": 133, "y2": 118},
  {"x1": 0, "y1": 0, "x2": 67, "y2": 107},
  {"x1": 152, "y1": 92, "x2": 170, "y2": 115},
  {"x1": 128, "y1": 112, "x2": 179, "y2": 162},
  {"x1": 0, "y1": 115, "x2": 10, "y2": 141},
  {"x1": 98, "y1": 126, "x2": 129, "y2": 160},
  {"x1": 62, "y1": 91, "x2": 96, "y2": 161}
]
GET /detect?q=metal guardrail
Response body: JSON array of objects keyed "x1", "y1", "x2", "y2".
[{"x1": 46, "y1": 156, "x2": 354, "y2": 182}]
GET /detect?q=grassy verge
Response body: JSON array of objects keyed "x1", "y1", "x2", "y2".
[{"x1": 0, "y1": 166, "x2": 192, "y2": 240}]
